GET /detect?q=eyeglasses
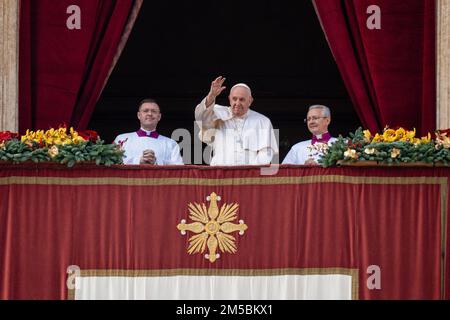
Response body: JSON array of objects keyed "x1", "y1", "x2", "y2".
[{"x1": 304, "y1": 116, "x2": 327, "y2": 123}]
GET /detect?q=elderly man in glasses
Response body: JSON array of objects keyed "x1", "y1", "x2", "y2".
[{"x1": 282, "y1": 105, "x2": 337, "y2": 165}]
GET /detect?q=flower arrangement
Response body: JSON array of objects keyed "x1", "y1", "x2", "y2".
[
  {"x1": 320, "y1": 127, "x2": 450, "y2": 167},
  {"x1": 307, "y1": 142, "x2": 330, "y2": 159},
  {"x1": 0, "y1": 126, "x2": 123, "y2": 167}
]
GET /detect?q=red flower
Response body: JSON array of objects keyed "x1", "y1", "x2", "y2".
[
  {"x1": 437, "y1": 128, "x2": 450, "y2": 136},
  {"x1": 78, "y1": 130, "x2": 99, "y2": 142},
  {"x1": 0, "y1": 131, "x2": 19, "y2": 143}
]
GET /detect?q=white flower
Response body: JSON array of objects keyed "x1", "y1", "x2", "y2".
[
  {"x1": 364, "y1": 147, "x2": 376, "y2": 155},
  {"x1": 391, "y1": 148, "x2": 401, "y2": 158},
  {"x1": 307, "y1": 142, "x2": 329, "y2": 157},
  {"x1": 48, "y1": 145, "x2": 59, "y2": 158},
  {"x1": 344, "y1": 148, "x2": 358, "y2": 159}
]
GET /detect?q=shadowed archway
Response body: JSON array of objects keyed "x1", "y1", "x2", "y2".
[{"x1": 90, "y1": 0, "x2": 361, "y2": 162}]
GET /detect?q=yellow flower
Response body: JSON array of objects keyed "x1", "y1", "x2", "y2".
[
  {"x1": 20, "y1": 126, "x2": 90, "y2": 147},
  {"x1": 420, "y1": 133, "x2": 431, "y2": 143},
  {"x1": 0, "y1": 141, "x2": 5, "y2": 149},
  {"x1": 383, "y1": 129, "x2": 397, "y2": 142},
  {"x1": 48, "y1": 145, "x2": 59, "y2": 158},
  {"x1": 391, "y1": 148, "x2": 401, "y2": 158},
  {"x1": 21, "y1": 129, "x2": 29, "y2": 142},
  {"x1": 394, "y1": 128, "x2": 406, "y2": 140},
  {"x1": 36, "y1": 130, "x2": 44, "y2": 141},
  {"x1": 372, "y1": 133, "x2": 383, "y2": 142},
  {"x1": 70, "y1": 127, "x2": 86, "y2": 144},
  {"x1": 364, "y1": 147, "x2": 376, "y2": 155},
  {"x1": 404, "y1": 128, "x2": 416, "y2": 141},
  {"x1": 363, "y1": 130, "x2": 372, "y2": 142},
  {"x1": 21, "y1": 129, "x2": 44, "y2": 145},
  {"x1": 73, "y1": 136, "x2": 85, "y2": 144}
]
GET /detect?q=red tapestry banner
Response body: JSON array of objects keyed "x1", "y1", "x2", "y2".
[{"x1": 0, "y1": 164, "x2": 447, "y2": 299}]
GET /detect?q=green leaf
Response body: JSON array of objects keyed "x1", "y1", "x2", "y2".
[{"x1": 67, "y1": 159, "x2": 75, "y2": 168}]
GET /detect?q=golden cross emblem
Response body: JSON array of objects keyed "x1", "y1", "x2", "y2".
[{"x1": 177, "y1": 192, "x2": 248, "y2": 263}]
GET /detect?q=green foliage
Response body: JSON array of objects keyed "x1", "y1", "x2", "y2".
[
  {"x1": 0, "y1": 139, "x2": 124, "y2": 167},
  {"x1": 318, "y1": 135, "x2": 348, "y2": 167}
]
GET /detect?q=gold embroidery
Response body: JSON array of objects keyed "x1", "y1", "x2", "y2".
[{"x1": 177, "y1": 192, "x2": 248, "y2": 263}]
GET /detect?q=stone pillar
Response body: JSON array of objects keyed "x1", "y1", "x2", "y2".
[
  {"x1": 0, "y1": 0, "x2": 19, "y2": 132},
  {"x1": 437, "y1": 0, "x2": 450, "y2": 130}
]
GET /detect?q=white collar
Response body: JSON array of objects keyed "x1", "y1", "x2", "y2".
[
  {"x1": 314, "y1": 131, "x2": 329, "y2": 139},
  {"x1": 231, "y1": 111, "x2": 249, "y2": 120},
  {"x1": 140, "y1": 127, "x2": 156, "y2": 134}
]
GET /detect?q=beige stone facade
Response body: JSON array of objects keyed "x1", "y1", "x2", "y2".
[
  {"x1": 437, "y1": 0, "x2": 450, "y2": 130},
  {"x1": 0, "y1": 0, "x2": 19, "y2": 132}
]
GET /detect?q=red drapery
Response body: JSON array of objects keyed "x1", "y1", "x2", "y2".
[
  {"x1": 19, "y1": 0, "x2": 142, "y2": 132},
  {"x1": 0, "y1": 164, "x2": 447, "y2": 299},
  {"x1": 313, "y1": 0, "x2": 436, "y2": 135}
]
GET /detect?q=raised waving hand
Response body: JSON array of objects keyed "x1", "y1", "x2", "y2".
[{"x1": 206, "y1": 76, "x2": 226, "y2": 107}]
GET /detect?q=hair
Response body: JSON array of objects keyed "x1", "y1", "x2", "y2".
[
  {"x1": 138, "y1": 98, "x2": 159, "y2": 111},
  {"x1": 308, "y1": 104, "x2": 331, "y2": 117},
  {"x1": 230, "y1": 83, "x2": 252, "y2": 96}
]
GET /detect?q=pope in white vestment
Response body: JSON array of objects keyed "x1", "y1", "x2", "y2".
[{"x1": 195, "y1": 77, "x2": 278, "y2": 166}]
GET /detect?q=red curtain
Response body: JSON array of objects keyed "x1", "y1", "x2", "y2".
[
  {"x1": 313, "y1": 0, "x2": 435, "y2": 135},
  {"x1": 19, "y1": 0, "x2": 142, "y2": 132},
  {"x1": 0, "y1": 164, "x2": 445, "y2": 299}
]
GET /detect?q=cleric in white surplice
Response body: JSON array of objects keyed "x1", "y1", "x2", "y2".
[
  {"x1": 114, "y1": 99, "x2": 183, "y2": 165},
  {"x1": 282, "y1": 104, "x2": 337, "y2": 165}
]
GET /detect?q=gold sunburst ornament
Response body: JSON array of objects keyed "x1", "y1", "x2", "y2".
[{"x1": 177, "y1": 192, "x2": 248, "y2": 263}]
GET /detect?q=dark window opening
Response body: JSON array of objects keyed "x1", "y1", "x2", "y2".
[{"x1": 90, "y1": 0, "x2": 361, "y2": 163}]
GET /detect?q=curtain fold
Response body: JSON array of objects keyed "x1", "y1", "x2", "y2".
[
  {"x1": 19, "y1": 0, "x2": 143, "y2": 132},
  {"x1": 313, "y1": 0, "x2": 436, "y2": 135}
]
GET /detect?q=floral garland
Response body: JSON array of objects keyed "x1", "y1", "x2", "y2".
[
  {"x1": 0, "y1": 126, "x2": 123, "y2": 167},
  {"x1": 364, "y1": 127, "x2": 431, "y2": 144},
  {"x1": 320, "y1": 127, "x2": 450, "y2": 167}
]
